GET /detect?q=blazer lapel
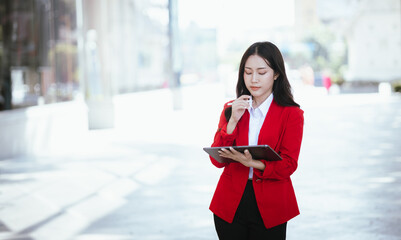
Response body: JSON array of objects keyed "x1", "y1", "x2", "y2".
[{"x1": 258, "y1": 100, "x2": 284, "y2": 151}]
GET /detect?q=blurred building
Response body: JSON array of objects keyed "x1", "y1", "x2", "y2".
[
  {"x1": 291, "y1": 0, "x2": 401, "y2": 86},
  {"x1": 0, "y1": 0, "x2": 174, "y2": 158},
  {"x1": 0, "y1": 0, "x2": 170, "y2": 112},
  {"x1": 180, "y1": 22, "x2": 218, "y2": 84},
  {"x1": 344, "y1": 0, "x2": 401, "y2": 82},
  {"x1": 294, "y1": 0, "x2": 320, "y2": 38},
  {"x1": 315, "y1": 0, "x2": 401, "y2": 83}
]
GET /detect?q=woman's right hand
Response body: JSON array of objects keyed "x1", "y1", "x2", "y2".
[
  {"x1": 230, "y1": 95, "x2": 251, "y2": 122},
  {"x1": 226, "y1": 95, "x2": 251, "y2": 134}
]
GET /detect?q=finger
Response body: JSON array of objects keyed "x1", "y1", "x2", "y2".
[
  {"x1": 233, "y1": 102, "x2": 249, "y2": 110},
  {"x1": 221, "y1": 147, "x2": 238, "y2": 155},
  {"x1": 244, "y1": 149, "x2": 252, "y2": 159},
  {"x1": 232, "y1": 99, "x2": 247, "y2": 105},
  {"x1": 219, "y1": 149, "x2": 234, "y2": 159},
  {"x1": 219, "y1": 148, "x2": 230, "y2": 155},
  {"x1": 238, "y1": 96, "x2": 251, "y2": 108},
  {"x1": 239, "y1": 95, "x2": 251, "y2": 101},
  {"x1": 231, "y1": 99, "x2": 249, "y2": 107},
  {"x1": 229, "y1": 148, "x2": 245, "y2": 159},
  {"x1": 232, "y1": 102, "x2": 249, "y2": 109},
  {"x1": 218, "y1": 150, "x2": 226, "y2": 157},
  {"x1": 229, "y1": 147, "x2": 239, "y2": 154}
]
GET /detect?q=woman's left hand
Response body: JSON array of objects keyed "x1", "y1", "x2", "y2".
[{"x1": 218, "y1": 147, "x2": 253, "y2": 167}]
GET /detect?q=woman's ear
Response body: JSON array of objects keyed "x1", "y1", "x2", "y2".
[{"x1": 274, "y1": 73, "x2": 280, "y2": 80}]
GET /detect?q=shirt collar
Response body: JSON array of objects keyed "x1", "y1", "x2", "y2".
[{"x1": 249, "y1": 93, "x2": 273, "y2": 117}]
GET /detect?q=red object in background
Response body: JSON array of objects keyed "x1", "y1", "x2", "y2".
[{"x1": 323, "y1": 74, "x2": 332, "y2": 92}]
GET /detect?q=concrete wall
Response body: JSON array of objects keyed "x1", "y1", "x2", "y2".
[
  {"x1": 0, "y1": 101, "x2": 88, "y2": 159},
  {"x1": 346, "y1": 0, "x2": 401, "y2": 82}
]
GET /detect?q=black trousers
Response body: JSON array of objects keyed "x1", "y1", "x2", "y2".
[{"x1": 214, "y1": 180, "x2": 287, "y2": 240}]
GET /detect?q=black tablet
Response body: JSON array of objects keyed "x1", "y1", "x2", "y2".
[{"x1": 203, "y1": 145, "x2": 282, "y2": 163}]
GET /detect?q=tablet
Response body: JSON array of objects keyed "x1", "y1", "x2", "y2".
[{"x1": 203, "y1": 145, "x2": 282, "y2": 163}]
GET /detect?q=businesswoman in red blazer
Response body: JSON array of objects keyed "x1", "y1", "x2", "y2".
[{"x1": 209, "y1": 41, "x2": 304, "y2": 240}]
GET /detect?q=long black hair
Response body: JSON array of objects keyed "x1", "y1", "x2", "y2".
[{"x1": 225, "y1": 41, "x2": 300, "y2": 121}]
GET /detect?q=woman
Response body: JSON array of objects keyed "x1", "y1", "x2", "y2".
[{"x1": 209, "y1": 41, "x2": 304, "y2": 240}]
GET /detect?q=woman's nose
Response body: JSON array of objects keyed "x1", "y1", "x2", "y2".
[{"x1": 251, "y1": 74, "x2": 258, "y2": 82}]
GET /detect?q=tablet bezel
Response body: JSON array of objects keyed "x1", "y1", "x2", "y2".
[{"x1": 203, "y1": 145, "x2": 282, "y2": 163}]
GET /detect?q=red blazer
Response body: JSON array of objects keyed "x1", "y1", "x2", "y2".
[{"x1": 209, "y1": 99, "x2": 304, "y2": 229}]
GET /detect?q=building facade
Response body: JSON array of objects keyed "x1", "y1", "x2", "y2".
[
  {"x1": 0, "y1": 0, "x2": 170, "y2": 111},
  {"x1": 344, "y1": 0, "x2": 401, "y2": 82}
]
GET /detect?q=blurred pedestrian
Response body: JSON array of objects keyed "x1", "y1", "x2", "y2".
[
  {"x1": 322, "y1": 71, "x2": 332, "y2": 94},
  {"x1": 209, "y1": 41, "x2": 304, "y2": 240}
]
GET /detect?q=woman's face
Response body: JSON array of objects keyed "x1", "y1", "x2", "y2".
[{"x1": 244, "y1": 54, "x2": 278, "y2": 103}]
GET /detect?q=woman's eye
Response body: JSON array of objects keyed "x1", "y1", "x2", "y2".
[
  {"x1": 259, "y1": 72, "x2": 267, "y2": 75},
  {"x1": 245, "y1": 72, "x2": 252, "y2": 75}
]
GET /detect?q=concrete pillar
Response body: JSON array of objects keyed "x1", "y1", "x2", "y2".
[
  {"x1": 81, "y1": 0, "x2": 115, "y2": 129},
  {"x1": 168, "y1": 0, "x2": 183, "y2": 110}
]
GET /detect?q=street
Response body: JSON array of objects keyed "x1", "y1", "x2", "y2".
[{"x1": 1, "y1": 83, "x2": 401, "y2": 240}]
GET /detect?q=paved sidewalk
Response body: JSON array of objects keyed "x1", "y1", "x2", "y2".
[{"x1": 0, "y1": 84, "x2": 401, "y2": 239}]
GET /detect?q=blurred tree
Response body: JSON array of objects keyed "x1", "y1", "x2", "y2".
[
  {"x1": 302, "y1": 24, "x2": 347, "y2": 85},
  {"x1": 0, "y1": 0, "x2": 12, "y2": 110}
]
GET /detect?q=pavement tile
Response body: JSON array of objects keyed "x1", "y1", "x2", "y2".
[
  {"x1": 30, "y1": 210, "x2": 87, "y2": 240},
  {"x1": 98, "y1": 178, "x2": 140, "y2": 199},
  {"x1": 68, "y1": 194, "x2": 126, "y2": 226},
  {"x1": 0, "y1": 194, "x2": 59, "y2": 232}
]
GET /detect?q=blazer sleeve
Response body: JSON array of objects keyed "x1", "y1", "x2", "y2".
[
  {"x1": 210, "y1": 102, "x2": 238, "y2": 168},
  {"x1": 254, "y1": 107, "x2": 304, "y2": 180}
]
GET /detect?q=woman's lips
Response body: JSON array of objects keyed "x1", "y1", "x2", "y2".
[{"x1": 250, "y1": 87, "x2": 260, "y2": 91}]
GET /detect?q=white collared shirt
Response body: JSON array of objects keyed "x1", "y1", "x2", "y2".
[{"x1": 248, "y1": 93, "x2": 274, "y2": 178}]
